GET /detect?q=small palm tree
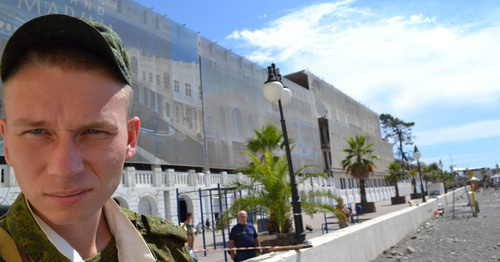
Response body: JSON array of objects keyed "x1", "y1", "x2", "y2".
[
  {"x1": 223, "y1": 124, "x2": 343, "y2": 234},
  {"x1": 421, "y1": 165, "x2": 430, "y2": 193},
  {"x1": 224, "y1": 149, "x2": 343, "y2": 234},
  {"x1": 409, "y1": 169, "x2": 418, "y2": 194},
  {"x1": 341, "y1": 135, "x2": 379, "y2": 209},
  {"x1": 386, "y1": 161, "x2": 405, "y2": 198},
  {"x1": 246, "y1": 123, "x2": 292, "y2": 158}
]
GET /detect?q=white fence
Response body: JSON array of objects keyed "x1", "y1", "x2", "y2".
[{"x1": 1, "y1": 165, "x2": 411, "y2": 207}]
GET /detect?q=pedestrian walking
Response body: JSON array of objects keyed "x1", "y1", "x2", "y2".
[{"x1": 229, "y1": 211, "x2": 262, "y2": 261}]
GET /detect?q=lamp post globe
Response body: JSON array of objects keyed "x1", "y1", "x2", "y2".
[
  {"x1": 263, "y1": 81, "x2": 283, "y2": 103},
  {"x1": 413, "y1": 145, "x2": 426, "y2": 202},
  {"x1": 263, "y1": 63, "x2": 306, "y2": 245},
  {"x1": 281, "y1": 87, "x2": 292, "y2": 106}
]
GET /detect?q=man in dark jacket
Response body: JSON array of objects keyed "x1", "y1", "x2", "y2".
[{"x1": 229, "y1": 211, "x2": 262, "y2": 261}]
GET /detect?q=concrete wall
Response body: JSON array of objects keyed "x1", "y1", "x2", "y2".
[{"x1": 251, "y1": 187, "x2": 469, "y2": 262}]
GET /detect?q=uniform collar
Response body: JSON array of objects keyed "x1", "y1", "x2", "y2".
[
  {"x1": 5, "y1": 193, "x2": 155, "y2": 261},
  {"x1": 102, "y1": 198, "x2": 155, "y2": 261}
]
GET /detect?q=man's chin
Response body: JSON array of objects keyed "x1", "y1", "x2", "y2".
[{"x1": 34, "y1": 203, "x2": 103, "y2": 228}]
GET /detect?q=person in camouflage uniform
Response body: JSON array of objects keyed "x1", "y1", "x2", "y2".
[{"x1": 0, "y1": 14, "x2": 193, "y2": 261}]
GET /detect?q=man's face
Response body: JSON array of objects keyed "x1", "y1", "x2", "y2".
[
  {"x1": 238, "y1": 212, "x2": 248, "y2": 225},
  {"x1": 0, "y1": 64, "x2": 140, "y2": 226}
]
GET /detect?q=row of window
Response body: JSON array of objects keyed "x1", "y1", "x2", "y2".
[
  {"x1": 138, "y1": 70, "x2": 202, "y2": 99},
  {"x1": 338, "y1": 178, "x2": 388, "y2": 189},
  {"x1": 142, "y1": 71, "x2": 171, "y2": 90}
]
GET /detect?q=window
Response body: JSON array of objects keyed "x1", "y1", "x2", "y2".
[
  {"x1": 232, "y1": 108, "x2": 242, "y2": 138},
  {"x1": 150, "y1": 91, "x2": 156, "y2": 111},
  {"x1": 131, "y1": 57, "x2": 138, "y2": 76},
  {"x1": 185, "y1": 83, "x2": 192, "y2": 97},
  {"x1": 156, "y1": 74, "x2": 160, "y2": 85},
  {"x1": 219, "y1": 107, "x2": 226, "y2": 137},
  {"x1": 165, "y1": 102, "x2": 171, "y2": 117},
  {"x1": 163, "y1": 73, "x2": 170, "y2": 90},
  {"x1": 175, "y1": 105, "x2": 181, "y2": 123},
  {"x1": 174, "y1": 80, "x2": 180, "y2": 93},
  {"x1": 186, "y1": 108, "x2": 192, "y2": 128},
  {"x1": 149, "y1": 72, "x2": 153, "y2": 83}
]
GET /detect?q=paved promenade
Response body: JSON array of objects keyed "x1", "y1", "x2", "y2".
[{"x1": 191, "y1": 197, "x2": 424, "y2": 262}]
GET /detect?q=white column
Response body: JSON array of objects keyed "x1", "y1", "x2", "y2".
[
  {"x1": 166, "y1": 169, "x2": 175, "y2": 186},
  {"x1": 153, "y1": 168, "x2": 162, "y2": 186},
  {"x1": 125, "y1": 166, "x2": 136, "y2": 187}
]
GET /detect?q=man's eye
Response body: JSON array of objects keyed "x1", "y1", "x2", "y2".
[
  {"x1": 86, "y1": 129, "x2": 101, "y2": 134},
  {"x1": 28, "y1": 129, "x2": 44, "y2": 134}
]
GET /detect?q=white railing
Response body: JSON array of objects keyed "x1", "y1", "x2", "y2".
[
  {"x1": 135, "y1": 170, "x2": 153, "y2": 185},
  {"x1": 3, "y1": 164, "x2": 410, "y2": 203}
]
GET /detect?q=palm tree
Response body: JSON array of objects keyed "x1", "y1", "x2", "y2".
[
  {"x1": 409, "y1": 169, "x2": 418, "y2": 195},
  {"x1": 246, "y1": 123, "x2": 291, "y2": 157},
  {"x1": 386, "y1": 161, "x2": 404, "y2": 198},
  {"x1": 224, "y1": 149, "x2": 343, "y2": 234},
  {"x1": 341, "y1": 135, "x2": 379, "y2": 211},
  {"x1": 421, "y1": 165, "x2": 430, "y2": 193},
  {"x1": 223, "y1": 124, "x2": 343, "y2": 234}
]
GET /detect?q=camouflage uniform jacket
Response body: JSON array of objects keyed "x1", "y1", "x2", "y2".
[{"x1": 0, "y1": 193, "x2": 193, "y2": 261}]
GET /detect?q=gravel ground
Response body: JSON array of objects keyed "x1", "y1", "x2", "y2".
[{"x1": 372, "y1": 189, "x2": 500, "y2": 262}]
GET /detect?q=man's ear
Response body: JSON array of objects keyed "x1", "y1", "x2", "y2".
[
  {"x1": 0, "y1": 119, "x2": 11, "y2": 164},
  {"x1": 125, "y1": 117, "x2": 140, "y2": 161}
]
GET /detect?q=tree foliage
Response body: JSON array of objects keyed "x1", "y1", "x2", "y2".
[
  {"x1": 385, "y1": 161, "x2": 405, "y2": 197},
  {"x1": 379, "y1": 113, "x2": 415, "y2": 162},
  {"x1": 222, "y1": 124, "x2": 343, "y2": 234},
  {"x1": 409, "y1": 168, "x2": 418, "y2": 194},
  {"x1": 246, "y1": 124, "x2": 285, "y2": 156},
  {"x1": 341, "y1": 135, "x2": 379, "y2": 205}
]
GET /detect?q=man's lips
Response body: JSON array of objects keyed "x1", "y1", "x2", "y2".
[{"x1": 46, "y1": 189, "x2": 92, "y2": 205}]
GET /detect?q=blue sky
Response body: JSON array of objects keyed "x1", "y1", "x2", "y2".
[{"x1": 138, "y1": 0, "x2": 500, "y2": 171}]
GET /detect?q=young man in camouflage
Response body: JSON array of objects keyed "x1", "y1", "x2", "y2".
[{"x1": 0, "y1": 14, "x2": 193, "y2": 261}]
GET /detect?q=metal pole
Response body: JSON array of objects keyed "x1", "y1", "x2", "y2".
[
  {"x1": 452, "y1": 174, "x2": 456, "y2": 219},
  {"x1": 468, "y1": 170, "x2": 477, "y2": 217},
  {"x1": 209, "y1": 189, "x2": 216, "y2": 249},
  {"x1": 278, "y1": 99, "x2": 306, "y2": 244},
  {"x1": 417, "y1": 159, "x2": 426, "y2": 202},
  {"x1": 217, "y1": 184, "x2": 228, "y2": 261},
  {"x1": 440, "y1": 160, "x2": 447, "y2": 194},
  {"x1": 176, "y1": 188, "x2": 181, "y2": 225},
  {"x1": 198, "y1": 188, "x2": 207, "y2": 256}
]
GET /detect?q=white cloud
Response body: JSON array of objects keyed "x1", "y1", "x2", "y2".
[
  {"x1": 417, "y1": 119, "x2": 500, "y2": 146},
  {"x1": 226, "y1": 1, "x2": 500, "y2": 116}
]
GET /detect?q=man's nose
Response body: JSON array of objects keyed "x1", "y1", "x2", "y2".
[{"x1": 47, "y1": 136, "x2": 85, "y2": 178}]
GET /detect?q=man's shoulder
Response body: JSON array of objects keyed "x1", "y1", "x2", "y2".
[
  {"x1": 0, "y1": 214, "x2": 6, "y2": 231},
  {"x1": 121, "y1": 208, "x2": 187, "y2": 242},
  {"x1": 121, "y1": 208, "x2": 193, "y2": 261},
  {"x1": 245, "y1": 223, "x2": 256, "y2": 229},
  {"x1": 230, "y1": 223, "x2": 243, "y2": 232}
]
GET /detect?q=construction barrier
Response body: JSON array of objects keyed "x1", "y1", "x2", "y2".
[{"x1": 193, "y1": 243, "x2": 313, "y2": 253}]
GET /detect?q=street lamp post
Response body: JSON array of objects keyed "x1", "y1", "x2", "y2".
[
  {"x1": 413, "y1": 145, "x2": 426, "y2": 202},
  {"x1": 263, "y1": 63, "x2": 306, "y2": 244},
  {"x1": 439, "y1": 159, "x2": 447, "y2": 194}
]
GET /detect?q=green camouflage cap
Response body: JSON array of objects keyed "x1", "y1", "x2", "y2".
[{"x1": 0, "y1": 14, "x2": 131, "y2": 86}]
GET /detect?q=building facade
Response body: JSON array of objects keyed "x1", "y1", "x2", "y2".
[{"x1": 0, "y1": 0, "x2": 408, "y2": 225}]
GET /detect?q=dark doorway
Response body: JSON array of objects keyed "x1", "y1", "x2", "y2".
[{"x1": 179, "y1": 198, "x2": 187, "y2": 222}]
